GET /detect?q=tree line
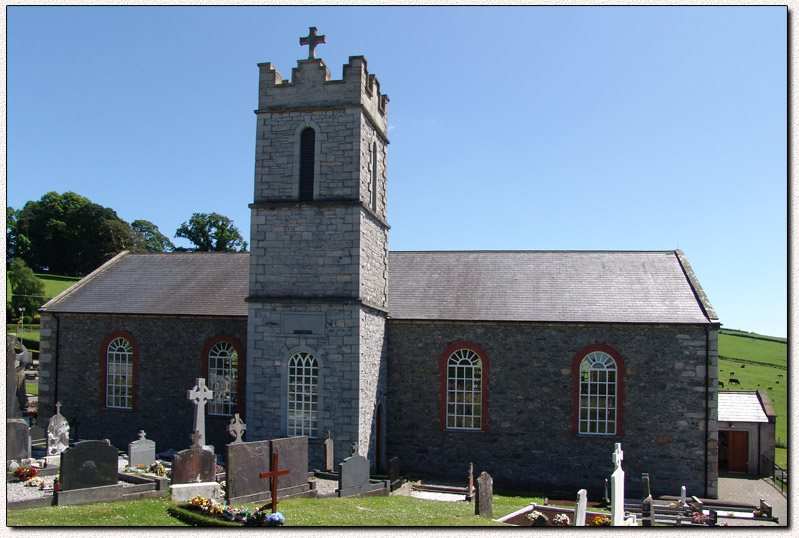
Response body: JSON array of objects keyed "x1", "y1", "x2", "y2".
[{"x1": 7, "y1": 191, "x2": 248, "y2": 318}]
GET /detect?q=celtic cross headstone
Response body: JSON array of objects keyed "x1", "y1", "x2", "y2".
[{"x1": 187, "y1": 378, "x2": 213, "y2": 448}]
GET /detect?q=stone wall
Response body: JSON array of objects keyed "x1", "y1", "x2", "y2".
[
  {"x1": 386, "y1": 320, "x2": 718, "y2": 498},
  {"x1": 37, "y1": 313, "x2": 247, "y2": 454}
]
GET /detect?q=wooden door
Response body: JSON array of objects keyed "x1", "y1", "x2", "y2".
[{"x1": 728, "y1": 431, "x2": 749, "y2": 473}]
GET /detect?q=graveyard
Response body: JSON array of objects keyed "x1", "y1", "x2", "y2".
[{"x1": 7, "y1": 365, "x2": 781, "y2": 526}]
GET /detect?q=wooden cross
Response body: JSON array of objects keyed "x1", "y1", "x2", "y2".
[
  {"x1": 299, "y1": 27, "x2": 326, "y2": 60},
  {"x1": 259, "y1": 451, "x2": 290, "y2": 513},
  {"x1": 227, "y1": 413, "x2": 246, "y2": 444},
  {"x1": 187, "y1": 378, "x2": 213, "y2": 447}
]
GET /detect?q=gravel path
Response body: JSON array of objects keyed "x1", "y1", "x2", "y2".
[{"x1": 6, "y1": 476, "x2": 58, "y2": 503}]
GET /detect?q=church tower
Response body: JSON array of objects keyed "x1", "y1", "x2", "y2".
[{"x1": 246, "y1": 29, "x2": 390, "y2": 470}]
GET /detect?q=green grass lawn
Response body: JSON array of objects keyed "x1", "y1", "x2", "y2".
[
  {"x1": 7, "y1": 491, "x2": 548, "y2": 526},
  {"x1": 7, "y1": 272, "x2": 81, "y2": 309},
  {"x1": 718, "y1": 330, "x2": 788, "y2": 467}
]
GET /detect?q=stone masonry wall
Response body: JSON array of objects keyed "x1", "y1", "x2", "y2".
[
  {"x1": 249, "y1": 206, "x2": 360, "y2": 298},
  {"x1": 37, "y1": 313, "x2": 247, "y2": 455},
  {"x1": 359, "y1": 213, "x2": 389, "y2": 309},
  {"x1": 247, "y1": 303, "x2": 366, "y2": 471},
  {"x1": 359, "y1": 309, "x2": 388, "y2": 468},
  {"x1": 386, "y1": 321, "x2": 718, "y2": 498}
]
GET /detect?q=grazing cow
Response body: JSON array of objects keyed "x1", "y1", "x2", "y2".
[
  {"x1": 768, "y1": 387, "x2": 773, "y2": 390},
  {"x1": 775, "y1": 380, "x2": 779, "y2": 384},
  {"x1": 728, "y1": 378, "x2": 741, "y2": 385},
  {"x1": 778, "y1": 374, "x2": 783, "y2": 378},
  {"x1": 718, "y1": 381, "x2": 725, "y2": 388},
  {"x1": 741, "y1": 364, "x2": 746, "y2": 368}
]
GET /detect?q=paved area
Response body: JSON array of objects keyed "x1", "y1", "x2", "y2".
[{"x1": 716, "y1": 474, "x2": 788, "y2": 526}]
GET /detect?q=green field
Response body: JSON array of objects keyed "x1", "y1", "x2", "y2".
[
  {"x1": 718, "y1": 329, "x2": 788, "y2": 467},
  {"x1": 7, "y1": 272, "x2": 82, "y2": 309}
]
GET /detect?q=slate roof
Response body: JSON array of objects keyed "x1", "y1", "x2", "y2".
[
  {"x1": 42, "y1": 249, "x2": 716, "y2": 325},
  {"x1": 387, "y1": 250, "x2": 716, "y2": 323},
  {"x1": 718, "y1": 392, "x2": 769, "y2": 423},
  {"x1": 41, "y1": 252, "x2": 249, "y2": 317}
]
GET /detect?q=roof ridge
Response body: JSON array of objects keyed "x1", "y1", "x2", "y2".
[
  {"x1": 388, "y1": 250, "x2": 678, "y2": 254},
  {"x1": 39, "y1": 250, "x2": 130, "y2": 312},
  {"x1": 674, "y1": 250, "x2": 719, "y2": 323}
]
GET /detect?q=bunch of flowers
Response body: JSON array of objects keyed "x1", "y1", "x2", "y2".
[
  {"x1": 186, "y1": 494, "x2": 224, "y2": 516},
  {"x1": 588, "y1": 515, "x2": 611, "y2": 526},
  {"x1": 14, "y1": 465, "x2": 38, "y2": 481},
  {"x1": 24, "y1": 476, "x2": 45, "y2": 488},
  {"x1": 147, "y1": 461, "x2": 166, "y2": 476},
  {"x1": 223, "y1": 506, "x2": 249, "y2": 522},
  {"x1": 243, "y1": 507, "x2": 286, "y2": 526},
  {"x1": 551, "y1": 513, "x2": 571, "y2": 526},
  {"x1": 691, "y1": 512, "x2": 709, "y2": 524},
  {"x1": 526, "y1": 510, "x2": 548, "y2": 526}
]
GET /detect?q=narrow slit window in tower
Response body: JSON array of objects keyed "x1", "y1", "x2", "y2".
[{"x1": 299, "y1": 127, "x2": 315, "y2": 202}]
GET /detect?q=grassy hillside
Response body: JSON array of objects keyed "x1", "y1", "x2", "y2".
[
  {"x1": 718, "y1": 329, "x2": 788, "y2": 467},
  {"x1": 7, "y1": 272, "x2": 81, "y2": 309}
]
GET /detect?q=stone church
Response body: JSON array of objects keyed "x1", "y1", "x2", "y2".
[{"x1": 37, "y1": 31, "x2": 720, "y2": 498}]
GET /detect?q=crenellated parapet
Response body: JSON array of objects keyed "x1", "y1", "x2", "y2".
[{"x1": 256, "y1": 55, "x2": 389, "y2": 136}]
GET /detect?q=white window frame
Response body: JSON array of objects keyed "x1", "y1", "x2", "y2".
[
  {"x1": 287, "y1": 351, "x2": 319, "y2": 437},
  {"x1": 579, "y1": 351, "x2": 617, "y2": 435},
  {"x1": 106, "y1": 337, "x2": 133, "y2": 409},
  {"x1": 208, "y1": 341, "x2": 238, "y2": 416},
  {"x1": 446, "y1": 349, "x2": 483, "y2": 430}
]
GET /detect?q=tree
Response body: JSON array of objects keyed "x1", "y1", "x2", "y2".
[
  {"x1": 15, "y1": 191, "x2": 136, "y2": 276},
  {"x1": 175, "y1": 212, "x2": 248, "y2": 252},
  {"x1": 131, "y1": 220, "x2": 175, "y2": 253},
  {"x1": 6, "y1": 207, "x2": 31, "y2": 265},
  {"x1": 8, "y1": 259, "x2": 47, "y2": 317}
]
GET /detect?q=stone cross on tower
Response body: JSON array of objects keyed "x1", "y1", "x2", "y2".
[
  {"x1": 187, "y1": 378, "x2": 213, "y2": 448},
  {"x1": 300, "y1": 27, "x2": 326, "y2": 59},
  {"x1": 227, "y1": 413, "x2": 246, "y2": 444}
]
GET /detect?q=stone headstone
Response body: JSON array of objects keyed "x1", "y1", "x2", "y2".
[
  {"x1": 339, "y1": 444, "x2": 370, "y2": 491},
  {"x1": 388, "y1": 456, "x2": 400, "y2": 484},
  {"x1": 30, "y1": 425, "x2": 46, "y2": 449},
  {"x1": 474, "y1": 471, "x2": 493, "y2": 517},
  {"x1": 271, "y1": 436, "x2": 309, "y2": 491},
  {"x1": 609, "y1": 443, "x2": 635, "y2": 526},
  {"x1": 226, "y1": 439, "x2": 273, "y2": 504},
  {"x1": 7, "y1": 420, "x2": 30, "y2": 461},
  {"x1": 7, "y1": 336, "x2": 24, "y2": 418},
  {"x1": 171, "y1": 431, "x2": 216, "y2": 484},
  {"x1": 59, "y1": 440, "x2": 119, "y2": 491},
  {"x1": 641, "y1": 473, "x2": 654, "y2": 527},
  {"x1": 186, "y1": 378, "x2": 213, "y2": 448},
  {"x1": 575, "y1": 489, "x2": 588, "y2": 526},
  {"x1": 46, "y1": 402, "x2": 70, "y2": 456},
  {"x1": 680, "y1": 486, "x2": 687, "y2": 507},
  {"x1": 323, "y1": 431, "x2": 334, "y2": 472},
  {"x1": 128, "y1": 430, "x2": 156, "y2": 468},
  {"x1": 227, "y1": 413, "x2": 246, "y2": 444}
]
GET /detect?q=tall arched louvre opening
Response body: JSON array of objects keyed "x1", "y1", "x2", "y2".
[{"x1": 299, "y1": 127, "x2": 316, "y2": 202}]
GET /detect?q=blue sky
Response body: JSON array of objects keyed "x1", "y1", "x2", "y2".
[{"x1": 6, "y1": 6, "x2": 788, "y2": 337}]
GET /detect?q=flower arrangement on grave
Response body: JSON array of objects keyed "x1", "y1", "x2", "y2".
[
  {"x1": 753, "y1": 509, "x2": 762, "y2": 517},
  {"x1": 691, "y1": 511, "x2": 709, "y2": 524},
  {"x1": 588, "y1": 515, "x2": 611, "y2": 526},
  {"x1": 186, "y1": 494, "x2": 225, "y2": 516},
  {"x1": 526, "y1": 510, "x2": 548, "y2": 526},
  {"x1": 147, "y1": 461, "x2": 166, "y2": 476},
  {"x1": 23, "y1": 476, "x2": 45, "y2": 488},
  {"x1": 13, "y1": 465, "x2": 38, "y2": 481},
  {"x1": 243, "y1": 507, "x2": 285, "y2": 527},
  {"x1": 551, "y1": 513, "x2": 571, "y2": 526},
  {"x1": 222, "y1": 506, "x2": 249, "y2": 523}
]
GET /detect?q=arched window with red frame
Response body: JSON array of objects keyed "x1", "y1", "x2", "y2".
[
  {"x1": 438, "y1": 341, "x2": 490, "y2": 431},
  {"x1": 202, "y1": 334, "x2": 245, "y2": 416},
  {"x1": 100, "y1": 331, "x2": 138, "y2": 410},
  {"x1": 571, "y1": 344, "x2": 626, "y2": 436}
]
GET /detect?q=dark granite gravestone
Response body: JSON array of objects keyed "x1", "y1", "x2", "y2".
[
  {"x1": 272, "y1": 436, "x2": 308, "y2": 491},
  {"x1": 336, "y1": 443, "x2": 388, "y2": 497},
  {"x1": 171, "y1": 431, "x2": 216, "y2": 484},
  {"x1": 226, "y1": 439, "x2": 273, "y2": 504},
  {"x1": 226, "y1": 435, "x2": 310, "y2": 504},
  {"x1": 59, "y1": 440, "x2": 120, "y2": 491},
  {"x1": 324, "y1": 431, "x2": 335, "y2": 472},
  {"x1": 128, "y1": 430, "x2": 156, "y2": 468},
  {"x1": 475, "y1": 471, "x2": 493, "y2": 517},
  {"x1": 30, "y1": 425, "x2": 46, "y2": 450},
  {"x1": 388, "y1": 456, "x2": 400, "y2": 484}
]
